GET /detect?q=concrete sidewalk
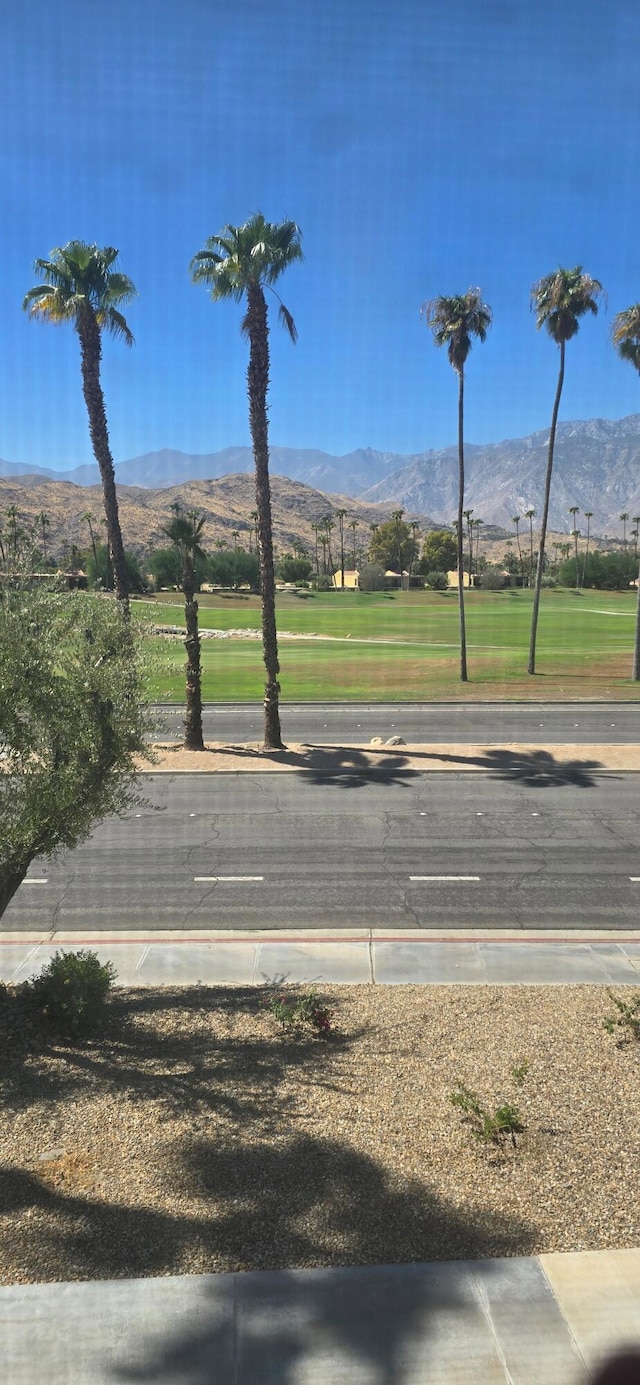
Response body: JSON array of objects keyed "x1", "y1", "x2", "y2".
[
  {"x1": 1, "y1": 928, "x2": 639, "y2": 987},
  {"x1": 2, "y1": 1248, "x2": 639, "y2": 1384}
]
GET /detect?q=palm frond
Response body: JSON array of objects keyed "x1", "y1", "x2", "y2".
[
  {"x1": 23, "y1": 241, "x2": 136, "y2": 341},
  {"x1": 531, "y1": 266, "x2": 603, "y2": 343},
  {"x1": 98, "y1": 307, "x2": 135, "y2": 346},
  {"x1": 278, "y1": 301, "x2": 298, "y2": 343}
]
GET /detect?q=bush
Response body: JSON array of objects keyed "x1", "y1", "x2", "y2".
[
  {"x1": 357, "y1": 562, "x2": 386, "y2": 592},
  {"x1": 449, "y1": 1061, "x2": 529, "y2": 1149},
  {"x1": 540, "y1": 576, "x2": 557, "y2": 588},
  {"x1": 424, "y1": 569, "x2": 448, "y2": 590},
  {"x1": 28, "y1": 949, "x2": 116, "y2": 1038},
  {"x1": 313, "y1": 574, "x2": 335, "y2": 591},
  {"x1": 262, "y1": 988, "x2": 334, "y2": 1037},
  {"x1": 603, "y1": 990, "x2": 640, "y2": 1043}
]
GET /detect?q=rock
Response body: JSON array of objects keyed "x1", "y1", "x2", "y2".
[
  {"x1": 370, "y1": 737, "x2": 384, "y2": 746},
  {"x1": 385, "y1": 735, "x2": 406, "y2": 746}
]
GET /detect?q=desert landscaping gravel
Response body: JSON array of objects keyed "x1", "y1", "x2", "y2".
[{"x1": 0, "y1": 982, "x2": 638, "y2": 1286}]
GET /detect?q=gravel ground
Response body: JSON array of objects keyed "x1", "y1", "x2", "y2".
[{"x1": 1, "y1": 983, "x2": 638, "y2": 1286}]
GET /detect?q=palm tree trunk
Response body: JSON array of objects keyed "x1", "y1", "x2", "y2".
[
  {"x1": 528, "y1": 339, "x2": 565, "y2": 674},
  {"x1": 582, "y1": 520, "x2": 591, "y2": 586},
  {"x1": 457, "y1": 370, "x2": 468, "y2": 681},
  {"x1": 633, "y1": 564, "x2": 640, "y2": 681},
  {"x1": 246, "y1": 282, "x2": 284, "y2": 750},
  {"x1": 182, "y1": 554, "x2": 204, "y2": 750},
  {"x1": 77, "y1": 309, "x2": 129, "y2": 612}
]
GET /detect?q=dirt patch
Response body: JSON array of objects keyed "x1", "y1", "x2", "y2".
[{"x1": 1, "y1": 983, "x2": 638, "y2": 1285}]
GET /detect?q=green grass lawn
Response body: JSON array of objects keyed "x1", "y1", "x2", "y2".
[{"x1": 134, "y1": 588, "x2": 640, "y2": 702}]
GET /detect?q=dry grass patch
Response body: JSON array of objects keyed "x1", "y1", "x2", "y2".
[{"x1": 1, "y1": 983, "x2": 638, "y2": 1285}]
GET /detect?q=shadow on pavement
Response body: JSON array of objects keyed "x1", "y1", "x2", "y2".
[{"x1": 204, "y1": 742, "x2": 611, "y2": 789}]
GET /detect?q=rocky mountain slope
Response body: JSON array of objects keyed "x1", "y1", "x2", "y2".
[
  {"x1": 0, "y1": 472, "x2": 432, "y2": 563},
  {"x1": 359, "y1": 416, "x2": 640, "y2": 533}
]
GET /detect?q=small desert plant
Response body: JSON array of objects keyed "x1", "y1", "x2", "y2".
[
  {"x1": 602, "y1": 990, "x2": 640, "y2": 1043},
  {"x1": 28, "y1": 949, "x2": 116, "y2": 1038},
  {"x1": 449, "y1": 1061, "x2": 529, "y2": 1149},
  {"x1": 263, "y1": 988, "x2": 333, "y2": 1037}
]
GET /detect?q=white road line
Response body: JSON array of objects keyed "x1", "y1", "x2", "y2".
[
  {"x1": 409, "y1": 875, "x2": 480, "y2": 882},
  {"x1": 193, "y1": 875, "x2": 264, "y2": 882},
  {"x1": 629, "y1": 877, "x2": 640, "y2": 882},
  {"x1": 23, "y1": 878, "x2": 48, "y2": 885}
]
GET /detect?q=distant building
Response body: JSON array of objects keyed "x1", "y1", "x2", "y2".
[{"x1": 332, "y1": 569, "x2": 360, "y2": 589}]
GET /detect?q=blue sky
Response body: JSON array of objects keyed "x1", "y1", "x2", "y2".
[{"x1": 2, "y1": 0, "x2": 640, "y2": 471}]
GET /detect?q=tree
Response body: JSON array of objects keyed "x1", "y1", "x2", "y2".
[
  {"x1": 423, "y1": 288, "x2": 492, "y2": 680},
  {"x1": 524, "y1": 509, "x2": 536, "y2": 586},
  {"x1": 633, "y1": 517, "x2": 640, "y2": 563},
  {"x1": 161, "y1": 504, "x2": 207, "y2": 751},
  {"x1": 527, "y1": 266, "x2": 603, "y2": 673},
  {"x1": 464, "y1": 509, "x2": 475, "y2": 580},
  {"x1": 23, "y1": 242, "x2": 136, "y2": 610},
  {"x1": 278, "y1": 554, "x2": 313, "y2": 582},
  {"x1": 86, "y1": 543, "x2": 145, "y2": 594},
  {"x1": 368, "y1": 516, "x2": 419, "y2": 573},
  {"x1": 37, "y1": 512, "x2": 50, "y2": 567},
  {"x1": 419, "y1": 529, "x2": 457, "y2": 574},
  {"x1": 82, "y1": 511, "x2": 99, "y2": 574},
  {"x1": 569, "y1": 507, "x2": 581, "y2": 587},
  {"x1": 348, "y1": 519, "x2": 359, "y2": 571},
  {"x1": 582, "y1": 511, "x2": 593, "y2": 586},
  {"x1": 320, "y1": 516, "x2": 335, "y2": 574},
  {"x1": 0, "y1": 582, "x2": 151, "y2": 920},
  {"x1": 357, "y1": 562, "x2": 386, "y2": 592},
  {"x1": 333, "y1": 508, "x2": 347, "y2": 589},
  {"x1": 612, "y1": 303, "x2": 640, "y2": 677},
  {"x1": 512, "y1": 515, "x2": 525, "y2": 586},
  {"x1": 620, "y1": 512, "x2": 629, "y2": 547},
  {"x1": 191, "y1": 214, "x2": 303, "y2": 749}
]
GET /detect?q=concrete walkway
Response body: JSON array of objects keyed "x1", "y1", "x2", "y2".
[
  {"x1": 1, "y1": 928, "x2": 639, "y2": 987},
  {"x1": 2, "y1": 1248, "x2": 639, "y2": 1384}
]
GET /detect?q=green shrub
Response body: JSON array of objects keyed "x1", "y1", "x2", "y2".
[
  {"x1": 603, "y1": 990, "x2": 640, "y2": 1042},
  {"x1": 424, "y1": 569, "x2": 448, "y2": 590},
  {"x1": 28, "y1": 949, "x2": 116, "y2": 1038},
  {"x1": 313, "y1": 574, "x2": 335, "y2": 591},
  {"x1": 262, "y1": 987, "x2": 333, "y2": 1037},
  {"x1": 449, "y1": 1061, "x2": 529, "y2": 1149}
]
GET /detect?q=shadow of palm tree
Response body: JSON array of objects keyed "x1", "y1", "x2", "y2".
[{"x1": 0, "y1": 1138, "x2": 536, "y2": 1384}]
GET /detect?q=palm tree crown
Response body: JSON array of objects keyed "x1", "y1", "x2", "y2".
[
  {"x1": 423, "y1": 288, "x2": 492, "y2": 372},
  {"x1": 611, "y1": 304, "x2": 640, "y2": 373},
  {"x1": 190, "y1": 213, "x2": 303, "y2": 340},
  {"x1": 23, "y1": 241, "x2": 136, "y2": 343},
  {"x1": 531, "y1": 266, "x2": 603, "y2": 345}
]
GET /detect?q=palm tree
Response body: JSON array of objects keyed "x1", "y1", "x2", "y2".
[
  {"x1": 423, "y1": 289, "x2": 492, "y2": 680},
  {"x1": 568, "y1": 507, "x2": 581, "y2": 586},
  {"x1": 311, "y1": 522, "x2": 321, "y2": 576},
  {"x1": 190, "y1": 214, "x2": 303, "y2": 749},
  {"x1": 582, "y1": 511, "x2": 594, "y2": 585},
  {"x1": 23, "y1": 242, "x2": 136, "y2": 609},
  {"x1": 512, "y1": 515, "x2": 525, "y2": 587},
  {"x1": 474, "y1": 518, "x2": 484, "y2": 574},
  {"x1": 620, "y1": 512, "x2": 629, "y2": 547},
  {"x1": 6, "y1": 505, "x2": 20, "y2": 562},
  {"x1": 632, "y1": 528, "x2": 639, "y2": 563},
  {"x1": 232, "y1": 529, "x2": 240, "y2": 549},
  {"x1": 464, "y1": 508, "x2": 474, "y2": 584},
  {"x1": 527, "y1": 267, "x2": 603, "y2": 673},
  {"x1": 161, "y1": 503, "x2": 207, "y2": 751},
  {"x1": 335, "y1": 508, "x2": 347, "y2": 589},
  {"x1": 612, "y1": 304, "x2": 640, "y2": 678},
  {"x1": 633, "y1": 517, "x2": 640, "y2": 562},
  {"x1": 82, "y1": 510, "x2": 99, "y2": 576},
  {"x1": 37, "y1": 511, "x2": 50, "y2": 567},
  {"x1": 524, "y1": 508, "x2": 536, "y2": 586},
  {"x1": 348, "y1": 518, "x2": 358, "y2": 571}
]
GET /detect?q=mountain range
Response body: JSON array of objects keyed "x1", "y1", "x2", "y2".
[{"x1": 3, "y1": 414, "x2": 640, "y2": 535}]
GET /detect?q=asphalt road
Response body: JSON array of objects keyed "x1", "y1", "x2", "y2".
[
  {"x1": 152, "y1": 702, "x2": 640, "y2": 744},
  {"x1": 6, "y1": 769, "x2": 640, "y2": 932}
]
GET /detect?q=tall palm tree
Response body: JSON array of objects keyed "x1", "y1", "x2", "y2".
[
  {"x1": 423, "y1": 289, "x2": 492, "y2": 680},
  {"x1": 348, "y1": 518, "x2": 358, "y2": 571},
  {"x1": 527, "y1": 267, "x2": 603, "y2": 674},
  {"x1": 23, "y1": 241, "x2": 136, "y2": 609},
  {"x1": 37, "y1": 511, "x2": 50, "y2": 567},
  {"x1": 464, "y1": 508, "x2": 474, "y2": 585},
  {"x1": 6, "y1": 505, "x2": 20, "y2": 562},
  {"x1": 335, "y1": 508, "x2": 347, "y2": 589},
  {"x1": 161, "y1": 502, "x2": 207, "y2": 751},
  {"x1": 632, "y1": 528, "x2": 639, "y2": 563},
  {"x1": 512, "y1": 515, "x2": 524, "y2": 587},
  {"x1": 568, "y1": 507, "x2": 581, "y2": 587},
  {"x1": 474, "y1": 518, "x2": 484, "y2": 574},
  {"x1": 612, "y1": 303, "x2": 640, "y2": 678},
  {"x1": 190, "y1": 214, "x2": 302, "y2": 749},
  {"x1": 321, "y1": 516, "x2": 335, "y2": 574},
  {"x1": 620, "y1": 512, "x2": 629, "y2": 547},
  {"x1": 82, "y1": 510, "x2": 99, "y2": 576},
  {"x1": 524, "y1": 508, "x2": 536, "y2": 586},
  {"x1": 582, "y1": 511, "x2": 593, "y2": 585},
  {"x1": 633, "y1": 516, "x2": 640, "y2": 562}
]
